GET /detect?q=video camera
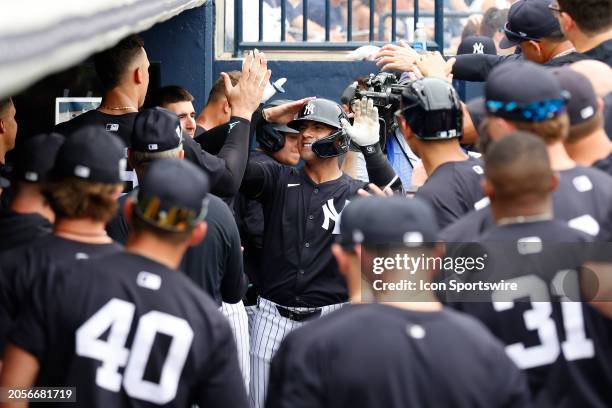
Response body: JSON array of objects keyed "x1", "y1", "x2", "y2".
[{"x1": 351, "y1": 72, "x2": 413, "y2": 145}]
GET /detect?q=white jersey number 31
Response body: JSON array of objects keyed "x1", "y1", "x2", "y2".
[{"x1": 76, "y1": 298, "x2": 194, "y2": 404}]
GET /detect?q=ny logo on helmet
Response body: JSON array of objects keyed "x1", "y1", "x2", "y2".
[
  {"x1": 473, "y1": 42, "x2": 484, "y2": 54},
  {"x1": 303, "y1": 103, "x2": 315, "y2": 116}
]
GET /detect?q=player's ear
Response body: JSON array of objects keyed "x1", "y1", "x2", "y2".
[
  {"x1": 332, "y1": 244, "x2": 351, "y2": 277},
  {"x1": 0, "y1": 118, "x2": 5, "y2": 134},
  {"x1": 481, "y1": 178, "x2": 495, "y2": 199},
  {"x1": 223, "y1": 99, "x2": 231, "y2": 115},
  {"x1": 111, "y1": 185, "x2": 123, "y2": 200},
  {"x1": 188, "y1": 221, "x2": 207, "y2": 246},
  {"x1": 597, "y1": 97, "x2": 604, "y2": 113},
  {"x1": 134, "y1": 66, "x2": 144, "y2": 85},
  {"x1": 124, "y1": 198, "x2": 134, "y2": 224},
  {"x1": 127, "y1": 149, "x2": 135, "y2": 169},
  {"x1": 178, "y1": 149, "x2": 185, "y2": 160},
  {"x1": 550, "y1": 171, "x2": 560, "y2": 193}
]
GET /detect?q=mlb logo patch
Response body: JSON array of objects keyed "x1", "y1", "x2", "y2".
[
  {"x1": 106, "y1": 123, "x2": 119, "y2": 132},
  {"x1": 148, "y1": 144, "x2": 159, "y2": 151}
]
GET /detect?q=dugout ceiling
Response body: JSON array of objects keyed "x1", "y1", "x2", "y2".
[{"x1": 0, "y1": 0, "x2": 208, "y2": 99}]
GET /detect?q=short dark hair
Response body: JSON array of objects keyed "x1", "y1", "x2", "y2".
[
  {"x1": 43, "y1": 179, "x2": 121, "y2": 223},
  {"x1": 0, "y1": 97, "x2": 12, "y2": 117},
  {"x1": 146, "y1": 85, "x2": 194, "y2": 109},
  {"x1": 567, "y1": 111, "x2": 604, "y2": 143},
  {"x1": 485, "y1": 131, "x2": 553, "y2": 201},
  {"x1": 480, "y1": 8, "x2": 508, "y2": 39},
  {"x1": 558, "y1": 0, "x2": 612, "y2": 34},
  {"x1": 207, "y1": 71, "x2": 241, "y2": 104},
  {"x1": 94, "y1": 35, "x2": 145, "y2": 91}
]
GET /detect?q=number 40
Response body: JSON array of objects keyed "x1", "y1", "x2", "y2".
[{"x1": 76, "y1": 298, "x2": 194, "y2": 404}]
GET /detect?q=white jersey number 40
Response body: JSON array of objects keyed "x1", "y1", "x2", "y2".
[{"x1": 76, "y1": 298, "x2": 194, "y2": 404}]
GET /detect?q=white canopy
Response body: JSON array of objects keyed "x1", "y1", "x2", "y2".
[{"x1": 0, "y1": 0, "x2": 207, "y2": 99}]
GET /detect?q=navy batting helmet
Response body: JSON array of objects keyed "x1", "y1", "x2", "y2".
[
  {"x1": 399, "y1": 78, "x2": 463, "y2": 140},
  {"x1": 287, "y1": 98, "x2": 350, "y2": 158}
]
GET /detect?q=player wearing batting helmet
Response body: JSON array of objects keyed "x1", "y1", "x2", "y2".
[
  {"x1": 240, "y1": 96, "x2": 401, "y2": 408},
  {"x1": 396, "y1": 77, "x2": 487, "y2": 229}
]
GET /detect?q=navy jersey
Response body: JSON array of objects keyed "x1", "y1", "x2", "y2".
[
  {"x1": 55, "y1": 111, "x2": 137, "y2": 191},
  {"x1": 455, "y1": 221, "x2": 612, "y2": 407},
  {"x1": 9, "y1": 252, "x2": 248, "y2": 407},
  {"x1": 0, "y1": 208, "x2": 52, "y2": 252},
  {"x1": 106, "y1": 193, "x2": 246, "y2": 306},
  {"x1": 233, "y1": 151, "x2": 275, "y2": 289},
  {"x1": 55, "y1": 110, "x2": 251, "y2": 197},
  {"x1": 242, "y1": 161, "x2": 366, "y2": 307},
  {"x1": 267, "y1": 304, "x2": 530, "y2": 408},
  {"x1": 0, "y1": 235, "x2": 122, "y2": 357},
  {"x1": 416, "y1": 157, "x2": 486, "y2": 229},
  {"x1": 440, "y1": 166, "x2": 612, "y2": 242},
  {"x1": 593, "y1": 153, "x2": 612, "y2": 177}
]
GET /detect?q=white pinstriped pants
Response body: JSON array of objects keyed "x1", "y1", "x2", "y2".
[
  {"x1": 249, "y1": 297, "x2": 345, "y2": 408},
  {"x1": 220, "y1": 301, "x2": 250, "y2": 391}
]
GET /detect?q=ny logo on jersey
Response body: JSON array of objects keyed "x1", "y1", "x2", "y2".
[
  {"x1": 472, "y1": 42, "x2": 484, "y2": 54},
  {"x1": 303, "y1": 103, "x2": 315, "y2": 116},
  {"x1": 322, "y1": 198, "x2": 349, "y2": 234}
]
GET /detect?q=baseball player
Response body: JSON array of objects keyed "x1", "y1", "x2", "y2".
[
  {"x1": 440, "y1": 61, "x2": 612, "y2": 242},
  {"x1": 266, "y1": 195, "x2": 531, "y2": 408},
  {"x1": 0, "y1": 159, "x2": 249, "y2": 407},
  {"x1": 551, "y1": 68, "x2": 612, "y2": 175},
  {"x1": 450, "y1": 133, "x2": 612, "y2": 406},
  {"x1": 395, "y1": 77, "x2": 486, "y2": 229},
  {"x1": 240, "y1": 96, "x2": 400, "y2": 407},
  {"x1": 0, "y1": 128, "x2": 125, "y2": 366},
  {"x1": 56, "y1": 35, "x2": 266, "y2": 197},
  {"x1": 104, "y1": 107, "x2": 250, "y2": 388},
  {"x1": 0, "y1": 133, "x2": 64, "y2": 252},
  {"x1": 234, "y1": 99, "x2": 303, "y2": 330}
]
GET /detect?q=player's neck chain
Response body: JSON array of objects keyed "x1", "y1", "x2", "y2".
[
  {"x1": 497, "y1": 213, "x2": 553, "y2": 226},
  {"x1": 99, "y1": 105, "x2": 137, "y2": 111},
  {"x1": 552, "y1": 48, "x2": 576, "y2": 59}
]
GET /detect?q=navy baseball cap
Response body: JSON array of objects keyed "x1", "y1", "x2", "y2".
[
  {"x1": 134, "y1": 159, "x2": 210, "y2": 232},
  {"x1": 500, "y1": 0, "x2": 562, "y2": 49},
  {"x1": 13, "y1": 133, "x2": 65, "y2": 183},
  {"x1": 132, "y1": 107, "x2": 183, "y2": 153},
  {"x1": 52, "y1": 127, "x2": 126, "y2": 184},
  {"x1": 485, "y1": 61, "x2": 567, "y2": 122},
  {"x1": 551, "y1": 68, "x2": 598, "y2": 126},
  {"x1": 337, "y1": 196, "x2": 438, "y2": 249},
  {"x1": 457, "y1": 36, "x2": 497, "y2": 56}
]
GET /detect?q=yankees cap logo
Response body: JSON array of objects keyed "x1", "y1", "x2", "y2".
[
  {"x1": 303, "y1": 103, "x2": 315, "y2": 116},
  {"x1": 473, "y1": 42, "x2": 484, "y2": 54}
]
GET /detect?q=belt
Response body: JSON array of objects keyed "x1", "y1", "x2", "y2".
[{"x1": 275, "y1": 305, "x2": 322, "y2": 322}]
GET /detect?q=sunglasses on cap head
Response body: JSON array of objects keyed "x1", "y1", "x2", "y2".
[
  {"x1": 486, "y1": 97, "x2": 566, "y2": 122},
  {"x1": 131, "y1": 189, "x2": 209, "y2": 232},
  {"x1": 503, "y1": 22, "x2": 541, "y2": 43}
]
